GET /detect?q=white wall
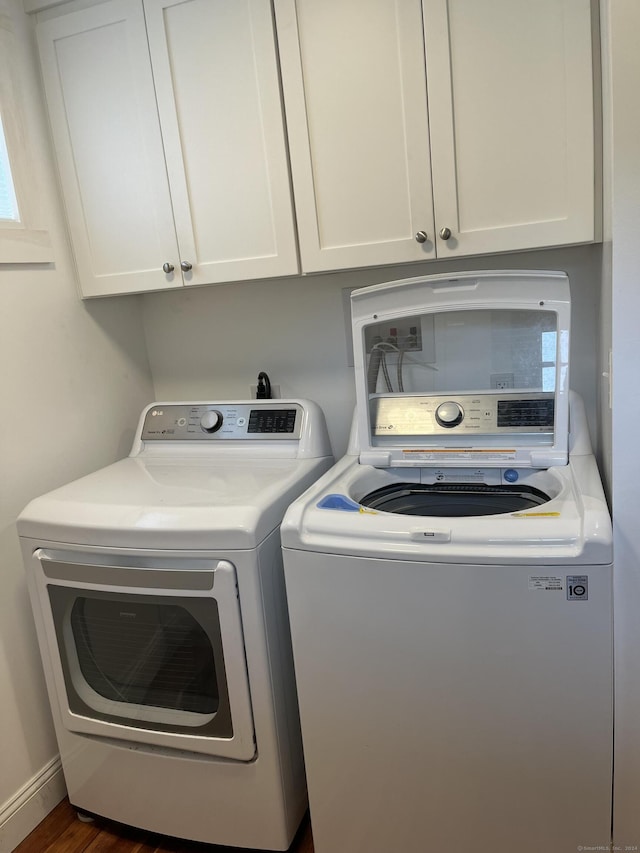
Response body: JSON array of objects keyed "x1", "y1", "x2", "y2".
[
  {"x1": 598, "y1": 0, "x2": 613, "y2": 498},
  {"x1": 0, "y1": 2, "x2": 155, "y2": 848},
  {"x1": 142, "y1": 244, "x2": 603, "y2": 458},
  {"x1": 606, "y1": 0, "x2": 640, "y2": 846}
]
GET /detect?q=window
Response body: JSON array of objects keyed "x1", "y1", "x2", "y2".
[
  {"x1": 0, "y1": 6, "x2": 52, "y2": 263},
  {"x1": 0, "y1": 113, "x2": 20, "y2": 223},
  {"x1": 541, "y1": 330, "x2": 557, "y2": 392}
]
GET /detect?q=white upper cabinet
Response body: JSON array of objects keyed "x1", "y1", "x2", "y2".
[
  {"x1": 37, "y1": 1, "x2": 180, "y2": 296},
  {"x1": 424, "y1": 0, "x2": 596, "y2": 258},
  {"x1": 276, "y1": 0, "x2": 597, "y2": 271},
  {"x1": 143, "y1": 0, "x2": 298, "y2": 287},
  {"x1": 275, "y1": 0, "x2": 436, "y2": 272},
  {"x1": 37, "y1": 0, "x2": 298, "y2": 297}
]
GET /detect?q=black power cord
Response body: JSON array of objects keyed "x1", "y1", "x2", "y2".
[{"x1": 256, "y1": 371, "x2": 272, "y2": 399}]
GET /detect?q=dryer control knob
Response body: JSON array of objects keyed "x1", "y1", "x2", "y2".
[
  {"x1": 435, "y1": 401, "x2": 464, "y2": 428},
  {"x1": 200, "y1": 410, "x2": 223, "y2": 433}
]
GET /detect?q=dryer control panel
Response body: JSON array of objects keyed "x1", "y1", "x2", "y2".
[{"x1": 141, "y1": 403, "x2": 303, "y2": 440}]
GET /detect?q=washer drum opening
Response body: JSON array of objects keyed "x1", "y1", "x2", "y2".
[{"x1": 358, "y1": 483, "x2": 551, "y2": 517}]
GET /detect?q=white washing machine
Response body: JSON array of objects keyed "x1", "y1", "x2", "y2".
[
  {"x1": 282, "y1": 272, "x2": 613, "y2": 853},
  {"x1": 18, "y1": 399, "x2": 333, "y2": 850}
]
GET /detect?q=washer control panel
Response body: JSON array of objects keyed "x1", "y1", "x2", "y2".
[
  {"x1": 371, "y1": 393, "x2": 554, "y2": 436},
  {"x1": 141, "y1": 403, "x2": 302, "y2": 440}
]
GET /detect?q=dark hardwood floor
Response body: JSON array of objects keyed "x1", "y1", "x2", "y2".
[{"x1": 13, "y1": 798, "x2": 314, "y2": 853}]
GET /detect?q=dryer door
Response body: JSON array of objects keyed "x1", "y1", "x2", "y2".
[{"x1": 33, "y1": 550, "x2": 255, "y2": 760}]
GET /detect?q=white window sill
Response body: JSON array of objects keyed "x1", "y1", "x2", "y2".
[{"x1": 0, "y1": 225, "x2": 53, "y2": 264}]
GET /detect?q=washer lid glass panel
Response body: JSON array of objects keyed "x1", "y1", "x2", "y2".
[
  {"x1": 365, "y1": 308, "x2": 558, "y2": 400},
  {"x1": 364, "y1": 308, "x2": 563, "y2": 453}
]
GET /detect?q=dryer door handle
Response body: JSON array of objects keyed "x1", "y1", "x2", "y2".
[{"x1": 34, "y1": 550, "x2": 217, "y2": 591}]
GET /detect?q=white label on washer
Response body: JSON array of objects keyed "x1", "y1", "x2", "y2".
[
  {"x1": 566, "y1": 575, "x2": 589, "y2": 601},
  {"x1": 403, "y1": 449, "x2": 517, "y2": 461},
  {"x1": 529, "y1": 575, "x2": 564, "y2": 591},
  {"x1": 432, "y1": 471, "x2": 486, "y2": 483}
]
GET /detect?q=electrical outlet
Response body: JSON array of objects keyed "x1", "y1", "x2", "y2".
[
  {"x1": 250, "y1": 384, "x2": 281, "y2": 399},
  {"x1": 490, "y1": 373, "x2": 514, "y2": 390}
]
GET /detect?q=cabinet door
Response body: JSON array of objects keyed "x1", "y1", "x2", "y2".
[
  {"x1": 275, "y1": 0, "x2": 436, "y2": 273},
  {"x1": 424, "y1": 0, "x2": 596, "y2": 257},
  {"x1": 37, "y1": 1, "x2": 181, "y2": 297},
  {"x1": 144, "y1": 0, "x2": 299, "y2": 286}
]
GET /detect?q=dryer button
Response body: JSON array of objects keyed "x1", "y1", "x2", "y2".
[{"x1": 200, "y1": 410, "x2": 223, "y2": 433}]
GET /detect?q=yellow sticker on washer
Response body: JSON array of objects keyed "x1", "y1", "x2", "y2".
[{"x1": 512, "y1": 511, "x2": 561, "y2": 518}]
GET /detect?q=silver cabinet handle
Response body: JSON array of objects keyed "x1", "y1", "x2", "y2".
[
  {"x1": 415, "y1": 231, "x2": 428, "y2": 243},
  {"x1": 439, "y1": 227, "x2": 452, "y2": 241},
  {"x1": 180, "y1": 261, "x2": 193, "y2": 272},
  {"x1": 162, "y1": 262, "x2": 175, "y2": 273}
]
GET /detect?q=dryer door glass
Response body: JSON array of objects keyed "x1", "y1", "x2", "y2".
[
  {"x1": 48, "y1": 587, "x2": 233, "y2": 737},
  {"x1": 71, "y1": 595, "x2": 220, "y2": 715}
]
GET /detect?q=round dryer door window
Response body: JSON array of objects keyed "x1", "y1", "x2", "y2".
[{"x1": 359, "y1": 483, "x2": 551, "y2": 517}]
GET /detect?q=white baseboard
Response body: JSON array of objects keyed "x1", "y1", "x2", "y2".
[{"x1": 0, "y1": 757, "x2": 66, "y2": 853}]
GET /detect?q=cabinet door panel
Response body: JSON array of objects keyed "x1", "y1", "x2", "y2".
[
  {"x1": 37, "y1": 1, "x2": 181, "y2": 297},
  {"x1": 145, "y1": 0, "x2": 298, "y2": 285},
  {"x1": 424, "y1": 0, "x2": 595, "y2": 257},
  {"x1": 276, "y1": 0, "x2": 435, "y2": 272}
]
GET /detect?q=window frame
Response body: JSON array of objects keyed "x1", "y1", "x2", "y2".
[{"x1": 0, "y1": 8, "x2": 53, "y2": 263}]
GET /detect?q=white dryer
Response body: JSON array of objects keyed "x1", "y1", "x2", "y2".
[
  {"x1": 18, "y1": 399, "x2": 333, "y2": 850},
  {"x1": 281, "y1": 272, "x2": 613, "y2": 853}
]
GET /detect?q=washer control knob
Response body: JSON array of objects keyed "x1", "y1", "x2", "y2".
[
  {"x1": 200, "y1": 410, "x2": 223, "y2": 433},
  {"x1": 435, "y1": 401, "x2": 464, "y2": 428}
]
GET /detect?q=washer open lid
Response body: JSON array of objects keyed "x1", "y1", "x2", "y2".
[{"x1": 350, "y1": 270, "x2": 570, "y2": 469}]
